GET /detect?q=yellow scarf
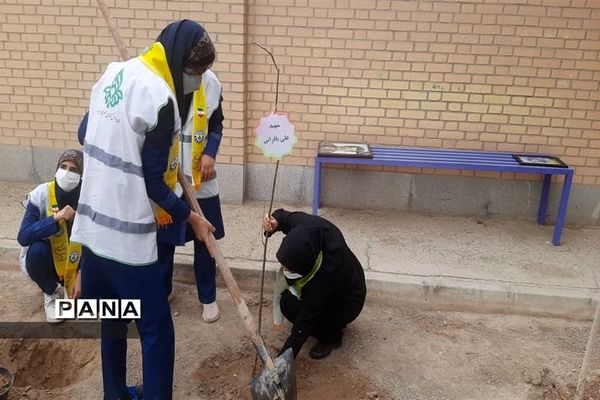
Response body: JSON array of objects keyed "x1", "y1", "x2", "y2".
[
  {"x1": 138, "y1": 42, "x2": 179, "y2": 226},
  {"x1": 139, "y1": 42, "x2": 207, "y2": 225},
  {"x1": 47, "y1": 181, "x2": 81, "y2": 298},
  {"x1": 191, "y1": 85, "x2": 208, "y2": 189}
]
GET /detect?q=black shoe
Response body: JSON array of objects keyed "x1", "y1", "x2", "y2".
[{"x1": 309, "y1": 340, "x2": 342, "y2": 359}]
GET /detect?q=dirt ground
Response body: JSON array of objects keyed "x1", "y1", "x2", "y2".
[{"x1": 1, "y1": 263, "x2": 600, "y2": 400}]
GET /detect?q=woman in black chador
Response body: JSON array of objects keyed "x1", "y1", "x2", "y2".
[{"x1": 263, "y1": 209, "x2": 367, "y2": 359}]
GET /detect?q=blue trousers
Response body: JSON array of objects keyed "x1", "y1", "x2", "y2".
[
  {"x1": 162, "y1": 240, "x2": 216, "y2": 304},
  {"x1": 25, "y1": 241, "x2": 60, "y2": 295},
  {"x1": 81, "y1": 244, "x2": 174, "y2": 400},
  {"x1": 161, "y1": 195, "x2": 224, "y2": 305}
]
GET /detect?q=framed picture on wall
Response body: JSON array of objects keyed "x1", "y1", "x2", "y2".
[
  {"x1": 512, "y1": 154, "x2": 568, "y2": 168},
  {"x1": 318, "y1": 141, "x2": 373, "y2": 158}
]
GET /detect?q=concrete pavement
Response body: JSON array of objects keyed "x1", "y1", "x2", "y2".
[{"x1": 2, "y1": 180, "x2": 599, "y2": 319}]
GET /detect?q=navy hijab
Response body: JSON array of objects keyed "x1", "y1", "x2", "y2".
[{"x1": 156, "y1": 20, "x2": 214, "y2": 122}]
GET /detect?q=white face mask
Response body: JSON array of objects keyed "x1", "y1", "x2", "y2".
[
  {"x1": 282, "y1": 268, "x2": 303, "y2": 280},
  {"x1": 55, "y1": 168, "x2": 81, "y2": 192},
  {"x1": 182, "y1": 73, "x2": 202, "y2": 95}
]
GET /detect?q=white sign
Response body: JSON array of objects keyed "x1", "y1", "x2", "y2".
[{"x1": 254, "y1": 113, "x2": 297, "y2": 160}]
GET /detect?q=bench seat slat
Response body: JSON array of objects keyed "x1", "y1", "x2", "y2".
[
  {"x1": 372, "y1": 147, "x2": 524, "y2": 164},
  {"x1": 373, "y1": 154, "x2": 515, "y2": 164},
  {"x1": 373, "y1": 146, "x2": 525, "y2": 158},
  {"x1": 373, "y1": 152, "x2": 513, "y2": 161}
]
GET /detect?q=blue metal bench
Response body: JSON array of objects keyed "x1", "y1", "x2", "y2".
[{"x1": 313, "y1": 145, "x2": 575, "y2": 246}]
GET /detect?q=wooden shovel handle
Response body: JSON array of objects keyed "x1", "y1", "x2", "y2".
[
  {"x1": 96, "y1": 0, "x2": 129, "y2": 60},
  {"x1": 177, "y1": 169, "x2": 277, "y2": 370}
]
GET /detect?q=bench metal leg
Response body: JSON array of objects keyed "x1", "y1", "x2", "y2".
[
  {"x1": 552, "y1": 171, "x2": 573, "y2": 246},
  {"x1": 312, "y1": 159, "x2": 322, "y2": 215},
  {"x1": 537, "y1": 174, "x2": 552, "y2": 225}
]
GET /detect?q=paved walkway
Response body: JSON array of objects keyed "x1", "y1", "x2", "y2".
[{"x1": 2, "y1": 180, "x2": 599, "y2": 319}]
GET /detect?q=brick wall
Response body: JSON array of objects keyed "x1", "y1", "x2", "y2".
[
  {"x1": 1, "y1": 0, "x2": 599, "y2": 185},
  {"x1": 0, "y1": 0, "x2": 247, "y2": 166}
]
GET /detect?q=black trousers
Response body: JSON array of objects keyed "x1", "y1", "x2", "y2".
[{"x1": 280, "y1": 288, "x2": 366, "y2": 344}]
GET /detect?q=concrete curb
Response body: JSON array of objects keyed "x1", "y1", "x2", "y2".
[
  {"x1": 172, "y1": 253, "x2": 598, "y2": 321},
  {"x1": 3, "y1": 240, "x2": 596, "y2": 320},
  {"x1": 362, "y1": 271, "x2": 597, "y2": 320}
]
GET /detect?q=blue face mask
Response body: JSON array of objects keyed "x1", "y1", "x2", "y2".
[{"x1": 182, "y1": 73, "x2": 202, "y2": 94}]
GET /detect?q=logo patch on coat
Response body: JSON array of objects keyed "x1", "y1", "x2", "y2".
[{"x1": 69, "y1": 251, "x2": 80, "y2": 264}]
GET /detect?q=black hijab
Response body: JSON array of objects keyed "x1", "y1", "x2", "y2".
[
  {"x1": 275, "y1": 216, "x2": 349, "y2": 280},
  {"x1": 156, "y1": 20, "x2": 216, "y2": 123},
  {"x1": 276, "y1": 224, "x2": 324, "y2": 276}
]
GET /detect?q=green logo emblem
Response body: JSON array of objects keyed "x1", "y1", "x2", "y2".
[{"x1": 103, "y1": 69, "x2": 124, "y2": 108}]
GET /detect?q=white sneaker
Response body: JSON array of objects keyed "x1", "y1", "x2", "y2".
[
  {"x1": 44, "y1": 286, "x2": 63, "y2": 324},
  {"x1": 202, "y1": 301, "x2": 220, "y2": 323}
]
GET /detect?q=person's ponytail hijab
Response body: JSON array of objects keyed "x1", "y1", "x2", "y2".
[{"x1": 156, "y1": 20, "x2": 215, "y2": 122}]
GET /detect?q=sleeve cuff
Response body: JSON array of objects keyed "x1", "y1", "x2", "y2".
[
  {"x1": 38, "y1": 216, "x2": 61, "y2": 238},
  {"x1": 203, "y1": 135, "x2": 220, "y2": 159},
  {"x1": 161, "y1": 192, "x2": 191, "y2": 225}
]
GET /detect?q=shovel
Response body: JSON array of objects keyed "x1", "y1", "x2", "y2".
[{"x1": 178, "y1": 169, "x2": 297, "y2": 400}]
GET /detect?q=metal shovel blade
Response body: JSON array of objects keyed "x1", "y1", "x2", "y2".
[{"x1": 250, "y1": 348, "x2": 296, "y2": 400}]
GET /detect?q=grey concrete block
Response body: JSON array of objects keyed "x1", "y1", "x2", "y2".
[
  {"x1": 300, "y1": 168, "x2": 314, "y2": 205},
  {"x1": 487, "y1": 180, "x2": 540, "y2": 220},
  {"x1": 553, "y1": 184, "x2": 600, "y2": 225},
  {"x1": 0, "y1": 145, "x2": 71, "y2": 183},
  {"x1": 217, "y1": 163, "x2": 244, "y2": 204},
  {"x1": 320, "y1": 168, "x2": 412, "y2": 211},
  {"x1": 532, "y1": 182, "x2": 600, "y2": 225},
  {"x1": 0, "y1": 146, "x2": 36, "y2": 182},
  {"x1": 245, "y1": 163, "x2": 308, "y2": 205},
  {"x1": 32, "y1": 147, "x2": 65, "y2": 182},
  {"x1": 410, "y1": 174, "x2": 491, "y2": 216}
]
